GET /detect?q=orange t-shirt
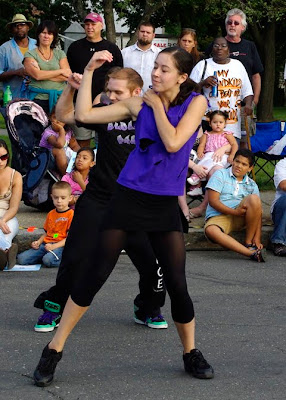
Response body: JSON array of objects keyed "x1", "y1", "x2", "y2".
[{"x1": 43, "y1": 208, "x2": 74, "y2": 243}]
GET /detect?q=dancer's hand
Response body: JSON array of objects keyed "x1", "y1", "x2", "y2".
[
  {"x1": 85, "y1": 51, "x2": 113, "y2": 72},
  {"x1": 143, "y1": 89, "x2": 161, "y2": 109},
  {"x1": 68, "y1": 73, "x2": 82, "y2": 90}
]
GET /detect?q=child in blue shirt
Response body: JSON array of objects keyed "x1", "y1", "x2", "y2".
[{"x1": 204, "y1": 149, "x2": 265, "y2": 262}]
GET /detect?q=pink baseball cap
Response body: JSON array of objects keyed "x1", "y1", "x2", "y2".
[{"x1": 84, "y1": 13, "x2": 103, "y2": 24}]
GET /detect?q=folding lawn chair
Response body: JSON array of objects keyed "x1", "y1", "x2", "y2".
[{"x1": 247, "y1": 120, "x2": 286, "y2": 185}]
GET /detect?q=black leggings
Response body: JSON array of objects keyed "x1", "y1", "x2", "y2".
[
  {"x1": 72, "y1": 228, "x2": 194, "y2": 324},
  {"x1": 34, "y1": 192, "x2": 166, "y2": 317}
]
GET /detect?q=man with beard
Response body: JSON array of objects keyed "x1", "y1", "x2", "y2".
[
  {"x1": 121, "y1": 22, "x2": 161, "y2": 93},
  {"x1": 0, "y1": 14, "x2": 36, "y2": 99}
]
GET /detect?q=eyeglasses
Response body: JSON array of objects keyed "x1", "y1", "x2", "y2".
[
  {"x1": 0, "y1": 153, "x2": 9, "y2": 161},
  {"x1": 13, "y1": 22, "x2": 27, "y2": 28},
  {"x1": 213, "y1": 44, "x2": 228, "y2": 49},
  {"x1": 227, "y1": 20, "x2": 240, "y2": 26}
]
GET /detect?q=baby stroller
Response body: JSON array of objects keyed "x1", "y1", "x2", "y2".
[{"x1": 5, "y1": 99, "x2": 59, "y2": 211}]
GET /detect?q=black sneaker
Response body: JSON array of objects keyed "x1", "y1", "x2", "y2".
[
  {"x1": 34, "y1": 344, "x2": 62, "y2": 387},
  {"x1": 183, "y1": 349, "x2": 214, "y2": 379},
  {"x1": 272, "y1": 243, "x2": 286, "y2": 257}
]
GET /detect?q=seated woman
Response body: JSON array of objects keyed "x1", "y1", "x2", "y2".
[
  {"x1": 0, "y1": 139, "x2": 22, "y2": 270},
  {"x1": 23, "y1": 20, "x2": 71, "y2": 114}
]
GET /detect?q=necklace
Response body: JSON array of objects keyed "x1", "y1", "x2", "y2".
[{"x1": 38, "y1": 47, "x2": 52, "y2": 62}]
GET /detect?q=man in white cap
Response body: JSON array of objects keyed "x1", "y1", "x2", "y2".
[
  {"x1": 0, "y1": 14, "x2": 36, "y2": 98},
  {"x1": 67, "y1": 12, "x2": 123, "y2": 147}
]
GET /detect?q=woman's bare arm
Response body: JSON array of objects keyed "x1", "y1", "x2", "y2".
[
  {"x1": 24, "y1": 57, "x2": 71, "y2": 81},
  {"x1": 1, "y1": 171, "x2": 22, "y2": 223}
]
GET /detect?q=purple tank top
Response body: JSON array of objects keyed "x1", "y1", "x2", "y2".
[{"x1": 118, "y1": 92, "x2": 201, "y2": 196}]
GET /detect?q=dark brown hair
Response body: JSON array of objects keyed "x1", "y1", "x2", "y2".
[
  {"x1": 158, "y1": 46, "x2": 200, "y2": 106},
  {"x1": 0, "y1": 139, "x2": 10, "y2": 165},
  {"x1": 36, "y1": 20, "x2": 59, "y2": 49}
]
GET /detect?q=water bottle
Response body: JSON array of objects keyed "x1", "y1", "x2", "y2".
[
  {"x1": 211, "y1": 71, "x2": 218, "y2": 97},
  {"x1": 3, "y1": 85, "x2": 12, "y2": 106}
]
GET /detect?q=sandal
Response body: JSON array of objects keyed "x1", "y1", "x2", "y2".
[
  {"x1": 250, "y1": 249, "x2": 266, "y2": 263},
  {"x1": 245, "y1": 243, "x2": 258, "y2": 252}
]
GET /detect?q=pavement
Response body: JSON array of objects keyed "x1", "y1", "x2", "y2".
[{"x1": 1, "y1": 250, "x2": 285, "y2": 399}]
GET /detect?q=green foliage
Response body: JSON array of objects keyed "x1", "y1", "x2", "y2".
[{"x1": 0, "y1": 0, "x2": 85, "y2": 45}]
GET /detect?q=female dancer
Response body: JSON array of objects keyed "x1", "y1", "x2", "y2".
[{"x1": 33, "y1": 47, "x2": 214, "y2": 386}]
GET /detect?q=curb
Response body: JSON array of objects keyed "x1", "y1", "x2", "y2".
[{"x1": 13, "y1": 226, "x2": 273, "y2": 253}]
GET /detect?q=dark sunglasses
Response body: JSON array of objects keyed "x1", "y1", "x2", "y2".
[
  {"x1": 0, "y1": 153, "x2": 9, "y2": 161},
  {"x1": 227, "y1": 20, "x2": 240, "y2": 26}
]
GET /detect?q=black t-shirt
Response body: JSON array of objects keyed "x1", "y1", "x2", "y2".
[
  {"x1": 67, "y1": 38, "x2": 123, "y2": 99},
  {"x1": 78, "y1": 105, "x2": 136, "y2": 204},
  {"x1": 205, "y1": 38, "x2": 263, "y2": 81}
]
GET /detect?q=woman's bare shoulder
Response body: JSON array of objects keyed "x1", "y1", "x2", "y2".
[{"x1": 12, "y1": 169, "x2": 23, "y2": 184}]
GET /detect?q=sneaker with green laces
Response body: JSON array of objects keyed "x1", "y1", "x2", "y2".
[
  {"x1": 34, "y1": 300, "x2": 61, "y2": 332},
  {"x1": 134, "y1": 305, "x2": 168, "y2": 329}
]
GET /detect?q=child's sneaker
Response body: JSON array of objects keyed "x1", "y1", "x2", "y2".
[
  {"x1": 34, "y1": 344, "x2": 62, "y2": 387},
  {"x1": 183, "y1": 349, "x2": 214, "y2": 379},
  {"x1": 34, "y1": 300, "x2": 61, "y2": 332},
  {"x1": 187, "y1": 187, "x2": 203, "y2": 196},
  {"x1": 134, "y1": 305, "x2": 168, "y2": 329},
  {"x1": 187, "y1": 175, "x2": 200, "y2": 186}
]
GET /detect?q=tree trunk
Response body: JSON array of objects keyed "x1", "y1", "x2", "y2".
[
  {"x1": 103, "y1": 0, "x2": 116, "y2": 43},
  {"x1": 72, "y1": 0, "x2": 87, "y2": 22},
  {"x1": 252, "y1": 22, "x2": 276, "y2": 121},
  {"x1": 126, "y1": 0, "x2": 172, "y2": 47}
]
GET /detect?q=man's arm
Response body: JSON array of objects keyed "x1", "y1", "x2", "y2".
[
  {"x1": 252, "y1": 73, "x2": 261, "y2": 105},
  {"x1": 278, "y1": 180, "x2": 286, "y2": 191},
  {"x1": 208, "y1": 189, "x2": 247, "y2": 217},
  {"x1": 0, "y1": 68, "x2": 26, "y2": 81}
]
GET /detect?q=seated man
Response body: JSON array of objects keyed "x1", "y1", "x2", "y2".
[
  {"x1": 204, "y1": 149, "x2": 265, "y2": 262},
  {"x1": 270, "y1": 158, "x2": 286, "y2": 256}
]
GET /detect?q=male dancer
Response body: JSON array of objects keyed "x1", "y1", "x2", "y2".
[{"x1": 33, "y1": 65, "x2": 167, "y2": 332}]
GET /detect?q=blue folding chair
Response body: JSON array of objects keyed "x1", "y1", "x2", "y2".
[{"x1": 249, "y1": 121, "x2": 285, "y2": 185}]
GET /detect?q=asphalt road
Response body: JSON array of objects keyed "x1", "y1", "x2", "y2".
[{"x1": 0, "y1": 250, "x2": 285, "y2": 400}]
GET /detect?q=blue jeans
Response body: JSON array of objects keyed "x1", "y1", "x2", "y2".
[
  {"x1": 271, "y1": 194, "x2": 286, "y2": 245},
  {"x1": 0, "y1": 217, "x2": 19, "y2": 250},
  {"x1": 17, "y1": 243, "x2": 63, "y2": 268}
]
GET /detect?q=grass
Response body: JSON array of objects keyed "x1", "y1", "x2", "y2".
[
  {"x1": 273, "y1": 107, "x2": 286, "y2": 121},
  {"x1": 252, "y1": 160, "x2": 275, "y2": 191},
  {"x1": 0, "y1": 113, "x2": 5, "y2": 129}
]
